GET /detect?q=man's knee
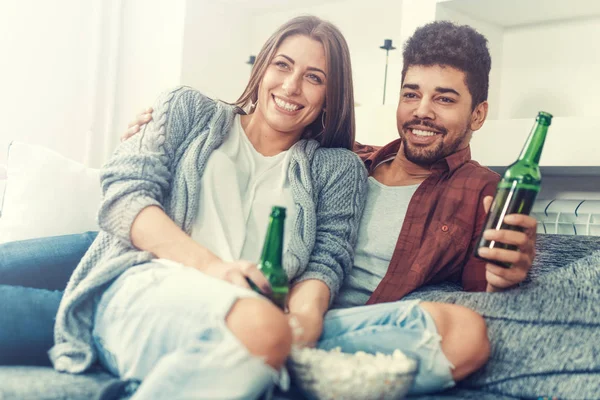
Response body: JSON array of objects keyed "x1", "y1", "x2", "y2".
[
  {"x1": 226, "y1": 297, "x2": 292, "y2": 369},
  {"x1": 420, "y1": 302, "x2": 490, "y2": 381}
]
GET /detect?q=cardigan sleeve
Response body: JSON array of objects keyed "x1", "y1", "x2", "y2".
[
  {"x1": 293, "y1": 148, "x2": 368, "y2": 304},
  {"x1": 97, "y1": 87, "x2": 216, "y2": 246}
]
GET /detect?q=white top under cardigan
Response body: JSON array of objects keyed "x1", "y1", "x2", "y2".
[{"x1": 190, "y1": 115, "x2": 296, "y2": 263}]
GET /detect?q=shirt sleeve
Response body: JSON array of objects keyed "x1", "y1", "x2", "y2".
[
  {"x1": 97, "y1": 87, "x2": 215, "y2": 246},
  {"x1": 293, "y1": 149, "x2": 368, "y2": 304},
  {"x1": 353, "y1": 141, "x2": 381, "y2": 163},
  {"x1": 462, "y1": 179, "x2": 499, "y2": 292}
]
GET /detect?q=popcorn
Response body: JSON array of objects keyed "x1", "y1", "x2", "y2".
[{"x1": 289, "y1": 347, "x2": 417, "y2": 400}]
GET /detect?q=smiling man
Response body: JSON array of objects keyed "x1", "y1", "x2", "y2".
[
  {"x1": 350, "y1": 21, "x2": 537, "y2": 302},
  {"x1": 316, "y1": 21, "x2": 538, "y2": 395}
]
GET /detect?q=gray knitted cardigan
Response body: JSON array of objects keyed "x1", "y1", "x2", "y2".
[{"x1": 49, "y1": 87, "x2": 368, "y2": 373}]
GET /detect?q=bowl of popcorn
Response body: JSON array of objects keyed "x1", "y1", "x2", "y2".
[{"x1": 288, "y1": 347, "x2": 417, "y2": 400}]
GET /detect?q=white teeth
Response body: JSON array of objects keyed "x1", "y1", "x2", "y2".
[
  {"x1": 412, "y1": 129, "x2": 437, "y2": 137},
  {"x1": 274, "y1": 96, "x2": 300, "y2": 111}
]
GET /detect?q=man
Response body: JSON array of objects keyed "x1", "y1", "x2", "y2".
[
  {"x1": 352, "y1": 20, "x2": 536, "y2": 301},
  {"x1": 307, "y1": 21, "x2": 537, "y2": 394},
  {"x1": 122, "y1": 21, "x2": 536, "y2": 395}
]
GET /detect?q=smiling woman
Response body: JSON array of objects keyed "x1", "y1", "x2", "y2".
[
  {"x1": 237, "y1": 15, "x2": 356, "y2": 150},
  {"x1": 0, "y1": 15, "x2": 369, "y2": 400},
  {"x1": 241, "y1": 35, "x2": 328, "y2": 155}
]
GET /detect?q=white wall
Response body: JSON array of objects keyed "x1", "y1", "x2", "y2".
[
  {"x1": 0, "y1": 0, "x2": 100, "y2": 166},
  {"x1": 498, "y1": 17, "x2": 600, "y2": 119},
  {"x1": 180, "y1": 1, "x2": 252, "y2": 103},
  {"x1": 0, "y1": 0, "x2": 187, "y2": 169},
  {"x1": 109, "y1": 0, "x2": 187, "y2": 166}
]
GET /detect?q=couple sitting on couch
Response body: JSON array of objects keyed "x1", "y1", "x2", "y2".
[{"x1": 0, "y1": 17, "x2": 537, "y2": 398}]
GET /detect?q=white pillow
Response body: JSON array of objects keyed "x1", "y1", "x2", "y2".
[{"x1": 0, "y1": 142, "x2": 102, "y2": 244}]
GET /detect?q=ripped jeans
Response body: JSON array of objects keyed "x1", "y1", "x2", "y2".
[
  {"x1": 93, "y1": 260, "x2": 285, "y2": 400},
  {"x1": 317, "y1": 300, "x2": 455, "y2": 395}
]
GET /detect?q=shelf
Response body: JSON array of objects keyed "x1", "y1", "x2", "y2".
[
  {"x1": 470, "y1": 116, "x2": 600, "y2": 172},
  {"x1": 488, "y1": 166, "x2": 600, "y2": 177}
]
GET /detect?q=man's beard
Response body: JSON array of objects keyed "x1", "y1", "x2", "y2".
[
  {"x1": 401, "y1": 119, "x2": 467, "y2": 166},
  {"x1": 402, "y1": 136, "x2": 446, "y2": 166}
]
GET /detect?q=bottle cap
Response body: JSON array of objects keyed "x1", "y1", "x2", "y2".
[
  {"x1": 271, "y1": 206, "x2": 286, "y2": 218},
  {"x1": 537, "y1": 111, "x2": 553, "y2": 126}
]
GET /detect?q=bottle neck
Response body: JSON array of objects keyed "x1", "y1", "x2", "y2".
[
  {"x1": 260, "y1": 216, "x2": 284, "y2": 267},
  {"x1": 518, "y1": 121, "x2": 549, "y2": 165}
]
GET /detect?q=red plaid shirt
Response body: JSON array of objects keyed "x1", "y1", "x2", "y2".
[{"x1": 353, "y1": 139, "x2": 500, "y2": 303}]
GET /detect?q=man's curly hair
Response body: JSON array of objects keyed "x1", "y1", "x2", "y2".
[{"x1": 402, "y1": 21, "x2": 491, "y2": 110}]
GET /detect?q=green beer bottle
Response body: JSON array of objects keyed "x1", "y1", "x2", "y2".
[
  {"x1": 474, "y1": 111, "x2": 552, "y2": 268},
  {"x1": 254, "y1": 206, "x2": 289, "y2": 309}
]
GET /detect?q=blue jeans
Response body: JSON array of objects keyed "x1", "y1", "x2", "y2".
[
  {"x1": 319, "y1": 300, "x2": 455, "y2": 395},
  {"x1": 0, "y1": 232, "x2": 97, "y2": 365},
  {"x1": 93, "y1": 260, "x2": 282, "y2": 399}
]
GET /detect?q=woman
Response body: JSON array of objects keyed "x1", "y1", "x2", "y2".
[{"x1": 1, "y1": 15, "x2": 368, "y2": 398}]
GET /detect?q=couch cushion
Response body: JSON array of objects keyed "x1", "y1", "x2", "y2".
[
  {"x1": 0, "y1": 366, "x2": 123, "y2": 400},
  {"x1": 0, "y1": 142, "x2": 101, "y2": 244}
]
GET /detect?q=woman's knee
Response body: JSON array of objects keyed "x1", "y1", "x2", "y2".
[
  {"x1": 226, "y1": 297, "x2": 292, "y2": 369},
  {"x1": 420, "y1": 302, "x2": 490, "y2": 381}
]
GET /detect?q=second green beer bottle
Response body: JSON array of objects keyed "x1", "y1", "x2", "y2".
[
  {"x1": 474, "y1": 111, "x2": 552, "y2": 268},
  {"x1": 255, "y1": 206, "x2": 289, "y2": 309}
]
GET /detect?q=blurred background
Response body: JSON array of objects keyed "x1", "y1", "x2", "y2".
[{"x1": 1, "y1": 0, "x2": 599, "y2": 217}]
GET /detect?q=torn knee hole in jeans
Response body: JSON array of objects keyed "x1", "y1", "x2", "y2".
[
  {"x1": 396, "y1": 301, "x2": 456, "y2": 372},
  {"x1": 414, "y1": 328, "x2": 451, "y2": 372},
  {"x1": 392, "y1": 300, "x2": 426, "y2": 329}
]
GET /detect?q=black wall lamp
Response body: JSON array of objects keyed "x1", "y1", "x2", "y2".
[{"x1": 379, "y1": 39, "x2": 396, "y2": 105}]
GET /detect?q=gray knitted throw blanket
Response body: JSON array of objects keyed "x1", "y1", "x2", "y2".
[{"x1": 405, "y1": 248, "x2": 600, "y2": 399}]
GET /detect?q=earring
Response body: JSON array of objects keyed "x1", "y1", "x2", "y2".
[
  {"x1": 249, "y1": 100, "x2": 258, "y2": 113},
  {"x1": 309, "y1": 111, "x2": 327, "y2": 142}
]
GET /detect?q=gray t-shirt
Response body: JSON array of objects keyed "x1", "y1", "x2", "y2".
[{"x1": 334, "y1": 177, "x2": 419, "y2": 309}]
